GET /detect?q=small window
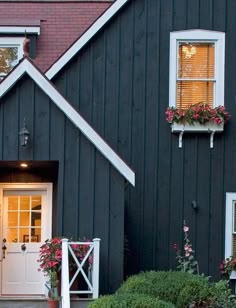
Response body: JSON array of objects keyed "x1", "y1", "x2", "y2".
[
  {"x1": 169, "y1": 30, "x2": 225, "y2": 109},
  {"x1": 0, "y1": 37, "x2": 24, "y2": 78}
]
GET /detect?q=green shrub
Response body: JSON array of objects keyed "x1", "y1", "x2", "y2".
[
  {"x1": 117, "y1": 271, "x2": 211, "y2": 305},
  {"x1": 88, "y1": 293, "x2": 175, "y2": 308},
  {"x1": 117, "y1": 271, "x2": 236, "y2": 307}
]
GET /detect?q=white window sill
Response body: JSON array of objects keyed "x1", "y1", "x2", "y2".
[
  {"x1": 170, "y1": 122, "x2": 224, "y2": 148},
  {"x1": 171, "y1": 122, "x2": 224, "y2": 133}
]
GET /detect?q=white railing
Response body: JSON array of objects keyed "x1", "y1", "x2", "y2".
[{"x1": 61, "y1": 238, "x2": 101, "y2": 308}]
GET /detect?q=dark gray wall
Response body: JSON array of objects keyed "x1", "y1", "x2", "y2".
[
  {"x1": 52, "y1": 0, "x2": 235, "y2": 280},
  {"x1": 0, "y1": 75, "x2": 125, "y2": 293}
]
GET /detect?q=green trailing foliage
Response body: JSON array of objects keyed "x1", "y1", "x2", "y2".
[{"x1": 88, "y1": 292, "x2": 175, "y2": 308}]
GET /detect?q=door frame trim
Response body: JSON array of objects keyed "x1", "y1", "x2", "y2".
[{"x1": 0, "y1": 182, "x2": 53, "y2": 297}]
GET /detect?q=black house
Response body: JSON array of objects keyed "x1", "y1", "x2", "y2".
[{"x1": 0, "y1": 0, "x2": 236, "y2": 297}]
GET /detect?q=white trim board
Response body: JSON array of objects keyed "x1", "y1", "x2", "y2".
[
  {"x1": 225, "y1": 193, "x2": 236, "y2": 258},
  {"x1": 46, "y1": 0, "x2": 129, "y2": 80},
  {"x1": 0, "y1": 26, "x2": 40, "y2": 35},
  {"x1": 0, "y1": 58, "x2": 135, "y2": 186}
]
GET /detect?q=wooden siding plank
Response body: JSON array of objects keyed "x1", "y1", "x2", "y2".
[
  {"x1": 157, "y1": 0, "x2": 173, "y2": 270},
  {"x1": 182, "y1": 136, "x2": 198, "y2": 261},
  {"x1": 78, "y1": 134, "x2": 95, "y2": 238},
  {"x1": 2, "y1": 87, "x2": 19, "y2": 160},
  {"x1": 209, "y1": 137, "x2": 224, "y2": 279},
  {"x1": 199, "y1": 0, "x2": 213, "y2": 29},
  {"x1": 33, "y1": 84, "x2": 50, "y2": 160},
  {"x1": 104, "y1": 18, "x2": 119, "y2": 150},
  {"x1": 168, "y1": 135, "x2": 185, "y2": 269},
  {"x1": 187, "y1": 0, "x2": 200, "y2": 29},
  {"x1": 117, "y1": 1, "x2": 133, "y2": 164},
  {"x1": 212, "y1": 0, "x2": 227, "y2": 31},
  {"x1": 18, "y1": 77, "x2": 34, "y2": 161},
  {"x1": 195, "y1": 136, "x2": 211, "y2": 274},
  {"x1": 78, "y1": 48, "x2": 93, "y2": 123},
  {"x1": 62, "y1": 119, "x2": 80, "y2": 237},
  {"x1": 108, "y1": 167, "x2": 124, "y2": 292},
  {"x1": 92, "y1": 34, "x2": 105, "y2": 136},
  {"x1": 94, "y1": 150, "x2": 110, "y2": 294},
  {"x1": 64, "y1": 58, "x2": 80, "y2": 110},
  {"x1": 173, "y1": 0, "x2": 187, "y2": 30},
  {"x1": 142, "y1": 0, "x2": 160, "y2": 270},
  {"x1": 128, "y1": 0, "x2": 146, "y2": 272},
  {"x1": 49, "y1": 104, "x2": 65, "y2": 235}
]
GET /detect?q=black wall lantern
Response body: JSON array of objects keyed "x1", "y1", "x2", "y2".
[{"x1": 19, "y1": 118, "x2": 30, "y2": 147}]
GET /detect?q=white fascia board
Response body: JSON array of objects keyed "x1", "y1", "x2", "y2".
[
  {"x1": 46, "y1": 0, "x2": 129, "y2": 80},
  {"x1": 0, "y1": 26, "x2": 40, "y2": 35},
  {"x1": 0, "y1": 59, "x2": 135, "y2": 186}
]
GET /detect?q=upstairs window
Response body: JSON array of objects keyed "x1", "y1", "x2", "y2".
[
  {"x1": 0, "y1": 37, "x2": 24, "y2": 78},
  {"x1": 169, "y1": 30, "x2": 225, "y2": 109}
]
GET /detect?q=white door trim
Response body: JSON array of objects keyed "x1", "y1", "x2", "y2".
[{"x1": 0, "y1": 183, "x2": 53, "y2": 296}]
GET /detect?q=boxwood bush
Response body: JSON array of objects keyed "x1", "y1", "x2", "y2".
[
  {"x1": 117, "y1": 271, "x2": 236, "y2": 307},
  {"x1": 89, "y1": 293, "x2": 175, "y2": 308},
  {"x1": 90, "y1": 271, "x2": 236, "y2": 307}
]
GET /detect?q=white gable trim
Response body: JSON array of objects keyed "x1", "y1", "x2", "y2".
[
  {"x1": 0, "y1": 26, "x2": 40, "y2": 35},
  {"x1": 0, "y1": 59, "x2": 135, "y2": 186},
  {"x1": 46, "y1": 0, "x2": 129, "y2": 80}
]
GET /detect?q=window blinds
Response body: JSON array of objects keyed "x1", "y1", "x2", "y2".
[{"x1": 177, "y1": 43, "x2": 215, "y2": 109}]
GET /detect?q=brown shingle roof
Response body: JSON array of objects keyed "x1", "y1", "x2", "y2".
[{"x1": 0, "y1": 1, "x2": 111, "y2": 72}]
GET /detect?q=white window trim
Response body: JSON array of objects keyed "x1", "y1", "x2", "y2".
[
  {"x1": 0, "y1": 37, "x2": 24, "y2": 76},
  {"x1": 0, "y1": 26, "x2": 40, "y2": 35},
  {"x1": 169, "y1": 29, "x2": 225, "y2": 108},
  {"x1": 225, "y1": 193, "x2": 236, "y2": 258}
]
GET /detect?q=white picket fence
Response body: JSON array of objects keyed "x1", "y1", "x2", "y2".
[{"x1": 61, "y1": 238, "x2": 101, "y2": 308}]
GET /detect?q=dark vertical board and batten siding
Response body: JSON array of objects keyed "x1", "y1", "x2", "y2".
[
  {"x1": 0, "y1": 76, "x2": 124, "y2": 294},
  {"x1": 51, "y1": 0, "x2": 236, "y2": 282}
]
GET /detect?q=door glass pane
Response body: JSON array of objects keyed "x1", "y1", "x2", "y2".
[
  {"x1": 20, "y1": 228, "x2": 29, "y2": 242},
  {"x1": 20, "y1": 212, "x2": 30, "y2": 227},
  {"x1": 8, "y1": 212, "x2": 18, "y2": 227},
  {"x1": 7, "y1": 228, "x2": 18, "y2": 243},
  {"x1": 32, "y1": 196, "x2": 42, "y2": 210},
  {"x1": 20, "y1": 196, "x2": 30, "y2": 210},
  {"x1": 8, "y1": 196, "x2": 18, "y2": 210},
  {"x1": 5, "y1": 193, "x2": 43, "y2": 243}
]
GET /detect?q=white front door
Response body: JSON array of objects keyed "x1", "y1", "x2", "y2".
[{"x1": 0, "y1": 184, "x2": 52, "y2": 296}]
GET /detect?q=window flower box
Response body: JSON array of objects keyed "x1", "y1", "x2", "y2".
[
  {"x1": 171, "y1": 122, "x2": 224, "y2": 133},
  {"x1": 166, "y1": 103, "x2": 230, "y2": 148}
]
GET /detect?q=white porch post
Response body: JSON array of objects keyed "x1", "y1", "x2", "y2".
[
  {"x1": 92, "y1": 238, "x2": 101, "y2": 299},
  {"x1": 61, "y1": 238, "x2": 70, "y2": 308}
]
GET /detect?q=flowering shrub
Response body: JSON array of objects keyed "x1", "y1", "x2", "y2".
[
  {"x1": 38, "y1": 237, "x2": 62, "y2": 298},
  {"x1": 166, "y1": 103, "x2": 231, "y2": 125},
  {"x1": 70, "y1": 239, "x2": 93, "y2": 270},
  {"x1": 173, "y1": 221, "x2": 199, "y2": 274},
  {"x1": 38, "y1": 237, "x2": 93, "y2": 297},
  {"x1": 220, "y1": 256, "x2": 236, "y2": 276}
]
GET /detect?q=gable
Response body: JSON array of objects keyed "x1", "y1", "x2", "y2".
[
  {"x1": 0, "y1": 2, "x2": 111, "y2": 72},
  {"x1": 0, "y1": 58, "x2": 135, "y2": 186},
  {"x1": 46, "y1": 0, "x2": 129, "y2": 79}
]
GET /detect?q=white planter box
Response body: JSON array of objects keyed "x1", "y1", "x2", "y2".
[
  {"x1": 171, "y1": 122, "x2": 224, "y2": 133},
  {"x1": 230, "y1": 270, "x2": 236, "y2": 279}
]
